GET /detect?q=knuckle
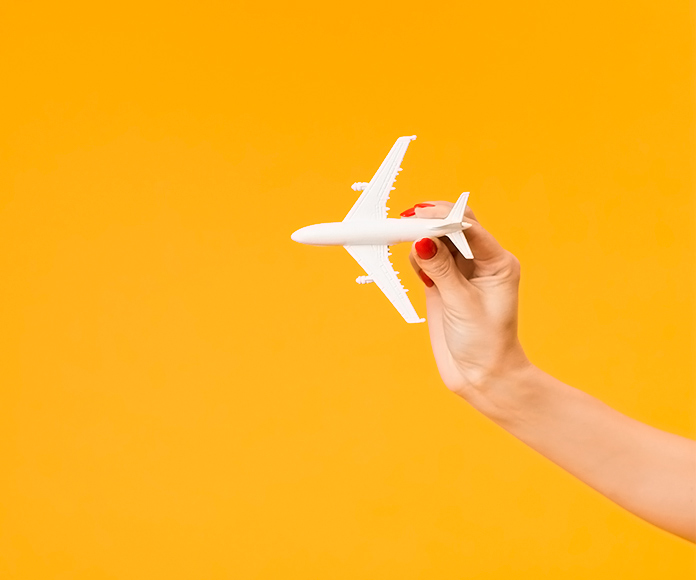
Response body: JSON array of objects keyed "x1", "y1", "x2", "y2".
[
  {"x1": 424, "y1": 254, "x2": 455, "y2": 279},
  {"x1": 505, "y1": 251, "x2": 521, "y2": 277}
]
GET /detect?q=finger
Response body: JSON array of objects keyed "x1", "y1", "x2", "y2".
[
  {"x1": 410, "y1": 201, "x2": 478, "y2": 222},
  {"x1": 409, "y1": 249, "x2": 438, "y2": 289},
  {"x1": 408, "y1": 247, "x2": 421, "y2": 275},
  {"x1": 412, "y1": 201, "x2": 453, "y2": 219},
  {"x1": 412, "y1": 237, "x2": 473, "y2": 298},
  {"x1": 412, "y1": 237, "x2": 475, "y2": 279},
  {"x1": 463, "y1": 220, "x2": 508, "y2": 264},
  {"x1": 399, "y1": 201, "x2": 452, "y2": 219},
  {"x1": 407, "y1": 252, "x2": 457, "y2": 374}
]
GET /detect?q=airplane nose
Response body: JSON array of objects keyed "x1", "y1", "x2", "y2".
[
  {"x1": 291, "y1": 227, "x2": 307, "y2": 243},
  {"x1": 290, "y1": 224, "x2": 330, "y2": 245}
]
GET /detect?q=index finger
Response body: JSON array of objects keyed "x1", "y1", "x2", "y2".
[{"x1": 407, "y1": 201, "x2": 478, "y2": 222}]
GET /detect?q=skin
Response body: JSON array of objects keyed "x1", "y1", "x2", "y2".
[{"x1": 405, "y1": 201, "x2": 696, "y2": 542}]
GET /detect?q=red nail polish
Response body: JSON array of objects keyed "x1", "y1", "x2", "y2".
[
  {"x1": 400, "y1": 207, "x2": 416, "y2": 217},
  {"x1": 415, "y1": 238, "x2": 437, "y2": 260},
  {"x1": 419, "y1": 270, "x2": 434, "y2": 287},
  {"x1": 414, "y1": 203, "x2": 435, "y2": 208}
]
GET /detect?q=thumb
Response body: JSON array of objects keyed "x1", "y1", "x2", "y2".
[{"x1": 412, "y1": 237, "x2": 471, "y2": 295}]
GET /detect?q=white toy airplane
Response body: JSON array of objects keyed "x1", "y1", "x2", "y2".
[{"x1": 291, "y1": 135, "x2": 474, "y2": 323}]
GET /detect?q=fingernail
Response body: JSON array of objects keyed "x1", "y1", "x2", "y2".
[
  {"x1": 415, "y1": 238, "x2": 437, "y2": 260},
  {"x1": 419, "y1": 270, "x2": 434, "y2": 287},
  {"x1": 414, "y1": 203, "x2": 435, "y2": 208},
  {"x1": 400, "y1": 207, "x2": 416, "y2": 217}
]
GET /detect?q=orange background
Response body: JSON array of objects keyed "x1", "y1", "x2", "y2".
[{"x1": 1, "y1": 1, "x2": 695, "y2": 578}]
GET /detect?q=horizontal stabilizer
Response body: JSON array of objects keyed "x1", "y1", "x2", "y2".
[
  {"x1": 446, "y1": 230, "x2": 473, "y2": 259},
  {"x1": 444, "y1": 193, "x2": 474, "y2": 259}
]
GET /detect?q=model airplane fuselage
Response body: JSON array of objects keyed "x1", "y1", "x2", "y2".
[
  {"x1": 292, "y1": 217, "x2": 470, "y2": 247},
  {"x1": 291, "y1": 135, "x2": 474, "y2": 323}
]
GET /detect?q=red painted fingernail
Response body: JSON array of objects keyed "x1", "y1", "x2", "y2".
[
  {"x1": 419, "y1": 270, "x2": 434, "y2": 287},
  {"x1": 400, "y1": 207, "x2": 416, "y2": 217},
  {"x1": 415, "y1": 238, "x2": 437, "y2": 260},
  {"x1": 414, "y1": 203, "x2": 435, "y2": 208}
]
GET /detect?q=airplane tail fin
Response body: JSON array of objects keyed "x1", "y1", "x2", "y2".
[
  {"x1": 444, "y1": 192, "x2": 470, "y2": 224},
  {"x1": 444, "y1": 193, "x2": 474, "y2": 259}
]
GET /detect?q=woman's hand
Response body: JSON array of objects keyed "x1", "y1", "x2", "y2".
[
  {"x1": 404, "y1": 201, "x2": 533, "y2": 402},
  {"x1": 405, "y1": 202, "x2": 696, "y2": 542}
]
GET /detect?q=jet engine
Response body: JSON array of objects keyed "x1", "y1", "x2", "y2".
[
  {"x1": 356, "y1": 276, "x2": 373, "y2": 284},
  {"x1": 351, "y1": 182, "x2": 369, "y2": 192}
]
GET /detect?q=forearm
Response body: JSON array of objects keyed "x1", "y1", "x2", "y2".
[{"x1": 465, "y1": 364, "x2": 696, "y2": 541}]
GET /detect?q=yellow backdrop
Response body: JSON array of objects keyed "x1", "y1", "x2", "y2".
[{"x1": 1, "y1": 1, "x2": 694, "y2": 578}]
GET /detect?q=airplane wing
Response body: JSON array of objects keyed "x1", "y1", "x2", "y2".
[
  {"x1": 344, "y1": 244, "x2": 424, "y2": 324},
  {"x1": 343, "y1": 135, "x2": 417, "y2": 222}
]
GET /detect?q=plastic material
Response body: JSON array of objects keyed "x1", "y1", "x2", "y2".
[{"x1": 291, "y1": 136, "x2": 474, "y2": 324}]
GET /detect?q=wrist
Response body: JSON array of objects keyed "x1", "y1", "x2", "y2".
[{"x1": 457, "y1": 351, "x2": 545, "y2": 427}]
